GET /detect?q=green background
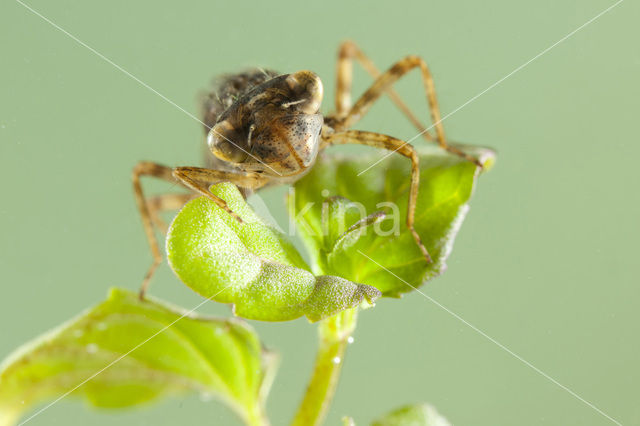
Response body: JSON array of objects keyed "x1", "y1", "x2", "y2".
[{"x1": 1, "y1": 0, "x2": 638, "y2": 425}]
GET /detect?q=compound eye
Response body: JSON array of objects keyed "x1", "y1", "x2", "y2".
[
  {"x1": 207, "y1": 120, "x2": 249, "y2": 163},
  {"x1": 285, "y1": 70, "x2": 323, "y2": 114}
]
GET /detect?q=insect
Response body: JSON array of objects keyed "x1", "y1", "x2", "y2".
[{"x1": 133, "y1": 40, "x2": 481, "y2": 298}]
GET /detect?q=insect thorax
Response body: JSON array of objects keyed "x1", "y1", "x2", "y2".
[
  {"x1": 201, "y1": 68, "x2": 281, "y2": 132},
  {"x1": 200, "y1": 68, "x2": 324, "y2": 179}
]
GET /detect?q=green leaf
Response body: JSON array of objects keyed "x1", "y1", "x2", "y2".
[
  {"x1": 290, "y1": 145, "x2": 494, "y2": 296},
  {"x1": 0, "y1": 288, "x2": 275, "y2": 426},
  {"x1": 371, "y1": 403, "x2": 451, "y2": 426},
  {"x1": 166, "y1": 182, "x2": 380, "y2": 322}
]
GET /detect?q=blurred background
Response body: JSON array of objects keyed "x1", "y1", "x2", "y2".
[{"x1": 1, "y1": 0, "x2": 638, "y2": 425}]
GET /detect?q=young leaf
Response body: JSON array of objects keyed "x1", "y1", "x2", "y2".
[
  {"x1": 166, "y1": 183, "x2": 380, "y2": 322},
  {"x1": 290, "y1": 145, "x2": 494, "y2": 296},
  {"x1": 371, "y1": 403, "x2": 451, "y2": 426},
  {"x1": 0, "y1": 288, "x2": 275, "y2": 426}
]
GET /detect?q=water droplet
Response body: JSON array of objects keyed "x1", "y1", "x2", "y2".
[
  {"x1": 321, "y1": 189, "x2": 330, "y2": 198},
  {"x1": 347, "y1": 336, "x2": 354, "y2": 344},
  {"x1": 332, "y1": 356, "x2": 341, "y2": 364},
  {"x1": 86, "y1": 343, "x2": 98, "y2": 354},
  {"x1": 72, "y1": 330, "x2": 84, "y2": 338},
  {"x1": 96, "y1": 322, "x2": 108, "y2": 331}
]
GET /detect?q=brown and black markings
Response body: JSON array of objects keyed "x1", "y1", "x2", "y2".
[{"x1": 133, "y1": 41, "x2": 481, "y2": 298}]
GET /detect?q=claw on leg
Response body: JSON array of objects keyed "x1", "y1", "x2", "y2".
[
  {"x1": 322, "y1": 130, "x2": 434, "y2": 265},
  {"x1": 171, "y1": 167, "x2": 269, "y2": 225},
  {"x1": 409, "y1": 227, "x2": 432, "y2": 264},
  {"x1": 444, "y1": 145, "x2": 484, "y2": 169},
  {"x1": 132, "y1": 163, "x2": 266, "y2": 298}
]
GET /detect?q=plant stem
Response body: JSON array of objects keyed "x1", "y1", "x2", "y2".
[
  {"x1": 245, "y1": 405, "x2": 269, "y2": 426},
  {"x1": 291, "y1": 308, "x2": 358, "y2": 426}
]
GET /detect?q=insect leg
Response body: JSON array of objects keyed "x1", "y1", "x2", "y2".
[
  {"x1": 146, "y1": 193, "x2": 196, "y2": 233},
  {"x1": 133, "y1": 163, "x2": 266, "y2": 298},
  {"x1": 171, "y1": 167, "x2": 268, "y2": 223},
  {"x1": 323, "y1": 130, "x2": 432, "y2": 263},
  {"x1": 132, "y1": 161, "x2": 180, "y2": 299},
  {"x1": 334, "y1": 40, "x2": 434, "y2": 142},
  {"x1": 333, "y1": 52, "x2": 481, "y2": 167}
]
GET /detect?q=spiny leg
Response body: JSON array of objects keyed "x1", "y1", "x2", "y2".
[
  {"x1": 322, "y1": 130, "x2": 432, "y2": 263},
  {"x1": 132, "y1": 161, "x2": 178, "y2": 299},
  {"x1": 335, "y1": 40, "x2": 436, "y2": 142},
  {"x1": 171, "y1": 167, "x2": 269, "y2": 224},
  {"x1": 333, "y1": 51, "x2": 481, "y2": 166},
  {"x1": 147, "y1": 193, "x2": 196, "y2": 233},
  {"x1": 133, "y1": 162, "x2": 267, "y2": 298}
]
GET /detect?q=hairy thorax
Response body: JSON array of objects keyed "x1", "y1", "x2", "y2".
[{"x1": 200, "y1": 69, "x2": 324, "y2": 181}]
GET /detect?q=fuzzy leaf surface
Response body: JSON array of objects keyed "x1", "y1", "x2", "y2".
[
  {"x1": 290, "y1": 145, "x2": 494, "y2": 296},
  {"x1": 167, "y1": 183, "x2": 380, "y2": 321},
  {"x1": 0, "y1": 288, "x2": 274, "y2": 426}
]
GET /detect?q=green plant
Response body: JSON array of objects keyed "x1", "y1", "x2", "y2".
[{"x1": 0, "y1": 145, "x2": 494, "y2": 426}]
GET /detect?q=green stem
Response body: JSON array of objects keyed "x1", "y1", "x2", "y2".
[
  {"x1": 245, "y1": 405, "x2": 269, "y2": 426},
  {"x1": 291, "y1": 308, "x2": 358, "y2": 426},
  {"x1": 242, "y1": 345, "x2": 278, "y2": 426}
]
